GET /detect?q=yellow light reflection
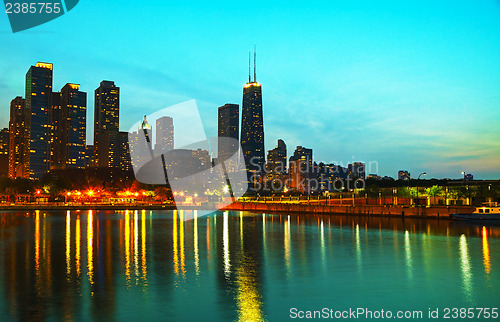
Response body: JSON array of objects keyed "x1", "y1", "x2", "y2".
[
  {"x1": 66, "y1": 211, "x2": 71, "y2": 276},
  {"x1": 75, "y1": 215, "x2": 81, "y2": 277},
  {"x1": 284, "y1": 216, "x2": 291, "y2": 277},
  {"x1": 194, "y1": 210, "x2": 199, "y2": 275},
  {"x1": 459, "y1": 234, "x2": 473, "y2": 301},
  {"x1": 180, "y1": 210, "x2": 185, "y2": 277},
  {"x1": 35, "y1": 211, "x2": 40, "y2": 273},
  {"x1": 134, "y1": 210, "x2": 139, "y2": 280},
  {"x1": 482, "y1": 227, "x2": 491, "y2": 275},
  {"x1": 223, "y1": 211, "x2": 231, "y2": 278},
  {"x1": 87, "y1": 210, "x2": 94, "y2": 287},
  {"x1": 173, "y1": 210, "x2": 179, "y2": 276},
  {"x1": 141, "y1": 210, "x2": 147, "y2": 282},
  {"x1": 236, "y1": 256, "x2": 264, "y2": 322},
  {"x1": 125, "y1": 210, "x2": 131, "y2": 284}
]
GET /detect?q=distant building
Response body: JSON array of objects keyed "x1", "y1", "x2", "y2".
[
  {"x1": 398, "y1": 170, "x2": 410, "y2": 181},
  {"x1": 288, "y1": 146, "x2": 313, "y2": 194},
  {"x1": 0, "y1": 128, "x2": 9, "y2": 177},
  {"x1": 464, "y1": 173, "x2": 473, "y2": 181},
  {"x1": 155, "y1": 116, "x2": 174, "y2": 154},
  {"x1": 367, "y1": 174, "x2": 382, "y2": 180},
  {"x1": 348, "y1": 162, "x2": 365, "y2": 180},
  {"x1": 26, "y1": 62, "x2": 53, "y2": 179},
  {"x1": 8, "y1": 96, "x2": 26, "y2": 178},
  {"x1": 218, "y1": 104, "x2": 239, "y2": 169},
  {"x1": 265, "y1": 139, "x2": 287, "y2": 189},
  {"x1": 94, "y1": 80, "x2": 119, "y2": 167},
  {"x1": 316, "y1": 163, "x2": 348, "y2": 192}
]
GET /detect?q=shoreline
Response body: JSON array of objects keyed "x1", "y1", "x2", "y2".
[
  {"x1": 222, "y1": 201, "x2": 475, "y2": 219},
  {"x1": 0, "y1": 202, "x2": 475, "y2": 219}
]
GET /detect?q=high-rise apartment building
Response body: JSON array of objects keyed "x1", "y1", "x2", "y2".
[
  {"x1": 94, "y1": 80, "x2": 119, "y2": 167},
  {"x1": 0, "y1": 128, "x2": 9, "y2": 177},
  {"x1": 265, "y1": 139, "x2": 287, "y2": 187},
  {"x1": 288, "y1": 146, "x2": 313, "y2": 194},
  {"x1": 218, "y1": 103, "x2": 239, "y2": 168},
  {"x1": 154, "y1": 116, "x2": 174, "y2": 154},
  {"x1": 8, "y1": 97, "x2": 26, "y2": 178},
  {"x1": 25, "y1": 62, "x2": 53, "y2": 179},
  {"x1": 60, "y1": 83, "x2": 86, "y2": 168}
]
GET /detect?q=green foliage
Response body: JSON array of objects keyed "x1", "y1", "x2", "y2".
[
  {"x1": 425, "y1": 185, "x2": 443, "y2": 197},
  {"x1": 397, "y1": 187, "x2": 417, "y2": 197}
]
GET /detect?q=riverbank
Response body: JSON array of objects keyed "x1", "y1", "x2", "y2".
[
  {"x1": 0, "y1": 201, "x2": 475, "y2": 218},
  {"x1": 223, "y1": 201, "x2": 474, "y2": 218},
  {"x1": 0, "y1": 203, "x2": 177, "y2": 211}
]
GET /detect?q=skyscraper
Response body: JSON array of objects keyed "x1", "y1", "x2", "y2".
[
  {"x1": 218, "y1": 103, "x2": 239, "y2": 168},
  {"x1": 94, "y1": 80, "x2": 119, "y2": 167},
  {"x1": 8, "y1": 96, "x2": 26, "y2": 178},
  {"x1": 241, "y1": 48, "x2": 264, "y2": 188},
  {"x1": 118, "y1": 131, "x2": 132, "y2": 172},
  {"x1": 0, "y1": 128, "x2": 8, "y2": 177},
  {"x1": 265, "y1": 139, "x2": 287, "y2": 188},
  {"x1": 25, "y1": 62, "x2": 53, "y2": 179},
  {"x1": 60, "y1": 83, "x2": 87, "y2": 168},
  {"x1": 288, "y1": 146, "x2": 313, "y2": 194},
  {"x1": 348, "y1": 162, "x2": 366, "y2": 180},
  {"x1": 154, "y1": 116, "x2": 174, "y2": 154},
  {"x1": 50, "y1": 91, "x2": 63, "y2": 168}
]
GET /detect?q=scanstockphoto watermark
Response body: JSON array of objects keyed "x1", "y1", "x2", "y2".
[
  {"x1": 3, "y1": 0, "x2": 79, "y2": 33},
  {"x1": 289, "y1": 307, "x2": 424, "y2": 319},
  {"x1": 289, "y1": 307, "x2": 499, "y2": 320}
]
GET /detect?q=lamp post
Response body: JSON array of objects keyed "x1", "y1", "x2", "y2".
[{"x1": 416, "y1": 172, "x2": 426, "y2": 206}]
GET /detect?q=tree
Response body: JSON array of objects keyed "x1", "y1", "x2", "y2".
[{"x1": 425, "y1": 185, "x2": 443, "y2": 205}]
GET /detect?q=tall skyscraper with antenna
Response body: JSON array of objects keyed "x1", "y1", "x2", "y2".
[{"x1": 241, "y1": 46, "x2": 264, "y2": 189}]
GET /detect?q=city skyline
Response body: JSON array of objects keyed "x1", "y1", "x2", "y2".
[
  {"x1": 1, "y1": 59, "x2": 498, "y2": 182},
  {"x1": 1, "y1": 1, "x2": 499, "y2": 179}
]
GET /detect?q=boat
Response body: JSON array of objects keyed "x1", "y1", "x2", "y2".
[{"x1": 451, "y1": 202, "x2": 500, "y2": 221}]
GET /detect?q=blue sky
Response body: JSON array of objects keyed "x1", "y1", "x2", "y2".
[{"x1": 1, "y1": 0, "x2": 499, "y2": 179}]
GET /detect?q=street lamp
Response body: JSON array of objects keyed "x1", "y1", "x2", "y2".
[{"x1": 416, "y1": 172, "x2": 426, "y2": 206}]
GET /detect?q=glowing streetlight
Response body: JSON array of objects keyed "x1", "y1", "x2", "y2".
[
  {"x1": 416, "y1": 172, "x2": 426, "y2": 206},
  {"x1": 223, "y1": 185, "x2": 229, "y2": 194}
]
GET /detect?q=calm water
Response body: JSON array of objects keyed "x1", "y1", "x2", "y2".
[{"x1": 0, "y1": 210, "x2": 499, "y2": 321}]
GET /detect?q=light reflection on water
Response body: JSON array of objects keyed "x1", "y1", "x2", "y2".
[{"x1": 0, "y1": 210, "x2": 499, "y2": 321}]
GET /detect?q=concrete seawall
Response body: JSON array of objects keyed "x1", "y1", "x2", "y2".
[{"x1": 223, "y1": 202, "x2": 474, "y2": 218}]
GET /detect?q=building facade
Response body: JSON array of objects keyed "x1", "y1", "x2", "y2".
[
  {"x1": 241, "y1": 51, "x2": 264, "y2": 190},
  {"x1": 288, "y1": 146, "x2": 313, "y2": 194},
  {"x1": 0, "y1": 128, "x2": 8, "y2": 177},
  {"x1": 60, "y1": 84, "x2": 87, "y2": 168},
  {"x1": 25, "y1": 62, "x2": 53, "y2": 179},
  {"x1": 8, "y1": 97, "x2": 26, "y2": 178},
  {"x1": 218, "y1": 103, "x2": 239, "y2": 168},
  {"x1": 93, "y1": 80, "x2": 119, "y2": 167},
  {"x1": 265, "y1": 139, "x2": 287, "y2": 189},
  {"x1": 398, "y1": 170, "x2": 410, "y2": 181},
  {"x1": 154, "y1": 116, "x2": 174, "y2": 154}
]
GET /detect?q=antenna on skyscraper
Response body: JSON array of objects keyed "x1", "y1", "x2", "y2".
[
  {"x1": 248, "y1": 51, "x2": 251, "y2": 83},
  {"x1": 254, "y1": 44, "x2": 257, "y2": 82}
]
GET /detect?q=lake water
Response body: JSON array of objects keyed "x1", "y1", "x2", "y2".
[{"x1": 0, "y1": 210, "x2": 499, "y2": 321}]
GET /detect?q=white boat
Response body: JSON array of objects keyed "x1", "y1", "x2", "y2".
[{"x1": 451, "y1": 202, "x2": 500, "y2": 221}]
